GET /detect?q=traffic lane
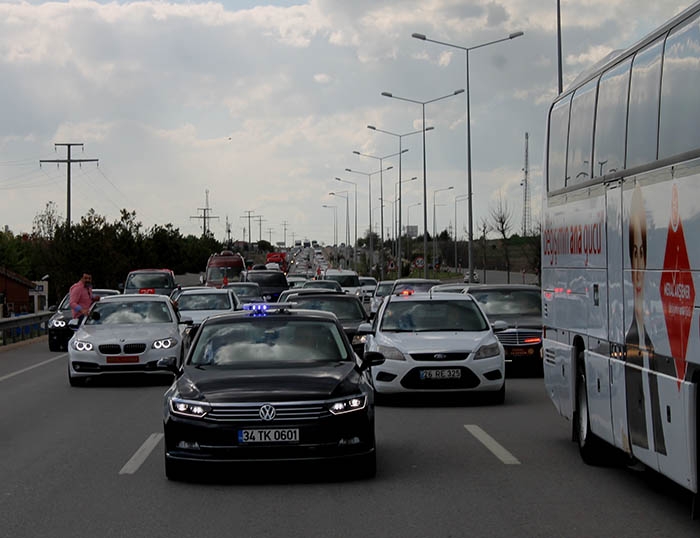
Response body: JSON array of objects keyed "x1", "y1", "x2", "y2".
[
  {"x1": 2, "y1": 356, "x2": 698, "y2": 537},
  {"x1": 0, "y1": 337, "x2": 61, "y2": 377}
]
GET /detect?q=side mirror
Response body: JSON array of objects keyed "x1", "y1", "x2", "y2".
[
  {"x1": 157, "y1": 357, "x2": 179, "y2": 374},
  {"x1": 118, "y1": 283, "x2": 124, "y2": 291},
  {"x1": 357, "y1": 322, "x2": 374, "y2": 335},
  {"x1": 178, "y1": 316, "x2": 193, "y2": 326},
  {"x1": 491, "y1": 320, "x2": 508, "y2": 332},
  {"x1": 48, "y1": 305, "x2": 57, "y2": 312},
  {"x1": 360, "y1": 350, "x2": 385, "y2": 371}
]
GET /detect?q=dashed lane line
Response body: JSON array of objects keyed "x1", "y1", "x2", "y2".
[
  {"x1": 464, "y1": 424, "x2": 521, "y2": 465},
  {"x1": 119, "y1": 433, "x2": 164, "y2": 475},
  {"x1": 0, "y1": 354, "x2": 66, "y2": 383}
]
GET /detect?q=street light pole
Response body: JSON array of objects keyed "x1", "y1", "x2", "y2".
[
  {"x1": 407, "y1": 201, "x2": 421, "y2": 267},
  {"x1": 346, "y1": 165, "x2": 393, "y2": 276},
  {"x1": 454, "y1": 194, "x2": 468, "y2": 274},
  {"x1": 381, "y1": 89, "x2": 464, "y2": 278},
  {"x1": 329, "y1": 191, "x2": 350, "y2": 267},
  {"x1": 394, "y1": 175, "x2": 418, "y2": 260},
  {"x1": 367, "y1": 125, "x2": 433, "y2": 273},
  {"x1": 412, "y1": 30, "x2": 523, "y2": 283},
  {"x1": 322, "y1": 204, "x2": 337, "y2": 248},
  {"x1": 432, "y1": 186, "x2": 454, "y2": 273},
  {"x1": 352, "y1": 149, "x2": 408, "y2": 280},
  {"x1": 334, "y1": 177, "x2": 358, "y2": 272}
]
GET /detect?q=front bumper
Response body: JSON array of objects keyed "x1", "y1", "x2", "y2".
[{"x1": 68, "y1": 348, "x2": 180, "y2": 377}]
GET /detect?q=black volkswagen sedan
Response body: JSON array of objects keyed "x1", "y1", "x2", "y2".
[{"x1": 159, "y1": 303, "x2": 383, "y2": 481}]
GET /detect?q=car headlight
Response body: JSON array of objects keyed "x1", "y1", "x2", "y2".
[
  {"x1": 352, "y1": 334, "x2": 367, "y2": 346},
  {"x1": 377, "y1": 344, "x2": 407, "y2": 361},
  {"x1": 328, "y1": 394, "x2": 367, "y2": 415},
  {"x1": 169, "y1": 397, "x2": 211, "y2": 418},
  {"x1": 72, "y1": 340, "x2": 93, "y2": 352},
  {"x1": 153, "y1": 337, "x2": 178, "y2": 350},
  {"x1": 474, "y1": 342, "x2": 501, "y2": 360},
  {"x1": 50, "y1": 319, "x2": 67, "y2": 328}
]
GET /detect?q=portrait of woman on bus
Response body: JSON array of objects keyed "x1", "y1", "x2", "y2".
[{"x1": 624, "y1": 183, "x2": 666, "y2": 454}]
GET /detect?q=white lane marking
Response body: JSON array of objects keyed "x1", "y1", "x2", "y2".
[
  {"x1": 464, "y1": 425, "x2": 521, "y2": 465},
  {"x1": 0, "y1": 354, "x2": 66, "y2": 383},
  {"x1": 119, "y1": 433, "x2": 164, "y2": 475}
]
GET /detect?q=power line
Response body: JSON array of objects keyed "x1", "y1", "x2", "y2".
[{"x1": 190, "y1": 189, "x2": 219, "y2": 237}]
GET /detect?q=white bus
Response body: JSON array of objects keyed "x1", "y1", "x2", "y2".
[{"x1": 542, "y1": 2, "x2": 700, "y2": 516}]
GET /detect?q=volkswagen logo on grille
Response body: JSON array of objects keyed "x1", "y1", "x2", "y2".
[
  {"x1": 434, "y1": 353, "x2": 447, "y2": 360},
  {"x1": 259, "y1": 404, "x2": 276, "y2": 421}
]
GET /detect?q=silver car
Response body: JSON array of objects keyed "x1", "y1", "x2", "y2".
[{"x1": 67, "y1": 294, "x2": 186, "y2": 386}]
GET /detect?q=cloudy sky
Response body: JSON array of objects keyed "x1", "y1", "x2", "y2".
[{"x1": 0, "y1": 0, "x2": 690, "y2": 248}]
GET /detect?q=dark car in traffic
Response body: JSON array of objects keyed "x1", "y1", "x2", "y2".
[
  {"x1": 47, "y1": 288, "x2": 121, "y2": 351},
  {"x1": 463, "y1": 284, "x2": 543, "y2": 375},
  {"x1": 240, "y1": 270, "x2": 289, "y2": 302},
  {"x1": 159, "y1": 303, "x2": 383, "y2": 481}
]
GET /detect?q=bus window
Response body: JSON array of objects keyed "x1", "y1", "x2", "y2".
[
  {"x1": 659, "y1": 13, "x2": 700, "y2": 159},
  {"x1": 566, "y1": 78, "x2": 597, "y2": 185},
  {"x1": 626, "y1": 37, "x2": 663, "y2": 168},
  {"x1": 547, "y1": 94, "x2": 572, "y2": 192},
  {"x1": 593, "y1": 58, "x2": 631, "y2": 177}
]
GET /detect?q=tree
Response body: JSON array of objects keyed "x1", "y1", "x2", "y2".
[
  {"x1": 490, "y1": 192, "x2": 513, "y2": 282},
  {"x1": 32, "y1": 201, "x2": 62, "y2": 240}
]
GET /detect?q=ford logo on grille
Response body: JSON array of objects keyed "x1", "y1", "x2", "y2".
[
  {"x1": 259, "y1": 404, "x2": 276, "y2": 421},
  {"x1": 434, "y1": 353, "x2": 447, "y2": 360}
]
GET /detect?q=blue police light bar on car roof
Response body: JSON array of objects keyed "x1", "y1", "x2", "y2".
[{"x1": 242, "y1": 302, "x2": 296, "y2": 313}]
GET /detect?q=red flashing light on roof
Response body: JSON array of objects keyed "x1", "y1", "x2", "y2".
[{"x1": 399, "y1": 289, "x2": 414, "y2": 296}]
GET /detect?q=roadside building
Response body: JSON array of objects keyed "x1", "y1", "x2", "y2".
[{"x1": 0, "y1": 267, "x2": 35, "y2": 317}]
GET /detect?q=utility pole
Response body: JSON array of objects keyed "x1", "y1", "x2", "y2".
[
  {"x1": 254, "y1": 215, "x2": 266, "y2": 243},
  {"x1": 521, "y1": 132, "x2": 531, "y2": 237},
  {"x1": 240, "y1": 210, "x2": 255, "y2": 248},
  {"x1": 190, "y1": 189, "x2": 219, "y2": 237},
  {"x1": 266, "y1": 227, "x2": 274, "y2": 244},
  {"x1": 281, "y1": 220, "x2": 288, "y2": 247},
  {"x1": 40, "y1": 143, "x2": 99, "y2": 226},
  {"x1": 225, "y1": 216, "x2": 232, "y2": 248}
]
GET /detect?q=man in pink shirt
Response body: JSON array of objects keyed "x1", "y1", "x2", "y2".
[{"x1": 69, "y1": 272, "x2": 95, "y2": 320}]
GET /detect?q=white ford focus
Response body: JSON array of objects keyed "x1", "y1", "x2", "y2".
[{"x1": 361, "y1": 291, "x2": 505, "y2": 403}]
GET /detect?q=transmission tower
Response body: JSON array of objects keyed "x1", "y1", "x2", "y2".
[
  {"x1": 520, "y1": 132, "x2": 531, "y2": 237},
  {"x1": 190, "y1": 189, "x2": 219, "y2": 237}
]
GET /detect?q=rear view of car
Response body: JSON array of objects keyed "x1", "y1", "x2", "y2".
[{"x1": 123, "y1": 269, "x2": 177, "y2": 296}]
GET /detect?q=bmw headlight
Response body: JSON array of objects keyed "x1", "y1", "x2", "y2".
[
  {"x1": 328, "y1": 394, "x2": 367, "y2": 415},
  {"x1": 50, "y1": 318, "x2": 67, "y2": 328},
  {"x1": 377, "y1": 344, "x2": 407, "y2": 361},
  {"x1": 352, "y1": 334, "x2": 367, "y2": 346},
  {"x1": 474, "y1": 342, "x2": 501, "y2": 360},
  {"x1": 72, "y1": 340, "x2": 93, "y2": 352},
  {"x1": 169, "y1": 397, "x2": 211, "y2": 418},
  {"x1": 153, "y1": 337, "x2": 178, "y2": 350}
]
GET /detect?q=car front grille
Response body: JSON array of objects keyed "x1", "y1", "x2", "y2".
[
  {"x1": 123, "y1": 343, "x2": 147, "y2": 354},
  {"x1": 206, "y1": 402, "x2": 330, "y2": 422},
  {"x1": 495, "y1": 330, "x2": 541, "y2": 346},
  {"x1": 98, "y1": 344, "x2": 121, "y2": 355},
  {"x1": 409, "y1": 352, "x2": 469, "y2": 362}
]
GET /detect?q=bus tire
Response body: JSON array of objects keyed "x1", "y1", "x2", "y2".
[{"x1": 576, "y1": 364, "x2": 607, "y2": 465}]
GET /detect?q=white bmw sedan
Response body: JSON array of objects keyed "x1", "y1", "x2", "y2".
[
  {"x1": 67, "y1": 294, "x2": 186, "y2": 386},
  {"x1": 362, "y1": 291, "x2": 505, "y2": 403}
]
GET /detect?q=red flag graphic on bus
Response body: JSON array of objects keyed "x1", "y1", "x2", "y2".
[{"x1": 659, "y1": 184, "x2": 694, "y2": 385}]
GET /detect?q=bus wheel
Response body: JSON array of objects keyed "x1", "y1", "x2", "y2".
[{"x1": 576, "y1": 366, "x2": 607, "y2": 465}]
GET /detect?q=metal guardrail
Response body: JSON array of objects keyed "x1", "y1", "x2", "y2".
[{"x1": 0, "y1": 312, "x2": 52, "y2": 347}]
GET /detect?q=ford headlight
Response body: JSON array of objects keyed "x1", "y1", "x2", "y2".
[
  {"x1": 329, "y1": 395, "x2": 367, "y2": 415},
  {"x1": 377, "y1": 344, "x2": 407, "y2": 361},
  {"x1": 153, "y1": 337, "x2": 177, "y2": 350},
  {"x1": 474, "y1": 342, "x2": 501, "y2": 360},
  {"x1": 72, "y1": 340, "x2": 93, "y2": 352},
  {"x1": 169, "y1": 397, "x2": 211, "y2": 418}
]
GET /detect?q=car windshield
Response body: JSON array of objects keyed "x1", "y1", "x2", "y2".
[
  {"x1": 85, "y1": 300, "x2": 173, "y2": 325},
  {"x1": 206, "y1": 266, "x2": 242, "y2": 281},
  {"x1": 190, "y1": 319, "x2": 349, "y2": 367},
  {"x1": 291, "y1": 297, "x2": 365, "y2": 321},
  {"x1": 325, "y1": 274, "x2": 360, "y2": 287},
  {"x1": 380, "y1": 300, "x2": 488, "y2": 332},
  {"x1": 303, "y1": 280, "x2": 339, "y2": 290},
  {"x1": 177, "y1": 293, "x2": 232, "y2": 311},
  {"x1": 374, "y1": 282, "x2": 393, "y2": 298},
  {"x1": 246, "y1": 273, "x2": 288, "y2": 286},
  {"x1": 359, "y1": 278, "x2": 376, "y2": 287},
  {"x1": 126, "y1": 273, "x2": 173, "y2": 290},
  {"x1": 469, "y1": 289, "x2": 542, "y2": 317},
  {"x1": 226, "y1": 285, "x2": 261, "y2": 298}
]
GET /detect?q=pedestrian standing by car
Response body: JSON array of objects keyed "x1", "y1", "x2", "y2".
[{"x1": 69, "y1": 272, "x2": 96, "y2": 321}]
